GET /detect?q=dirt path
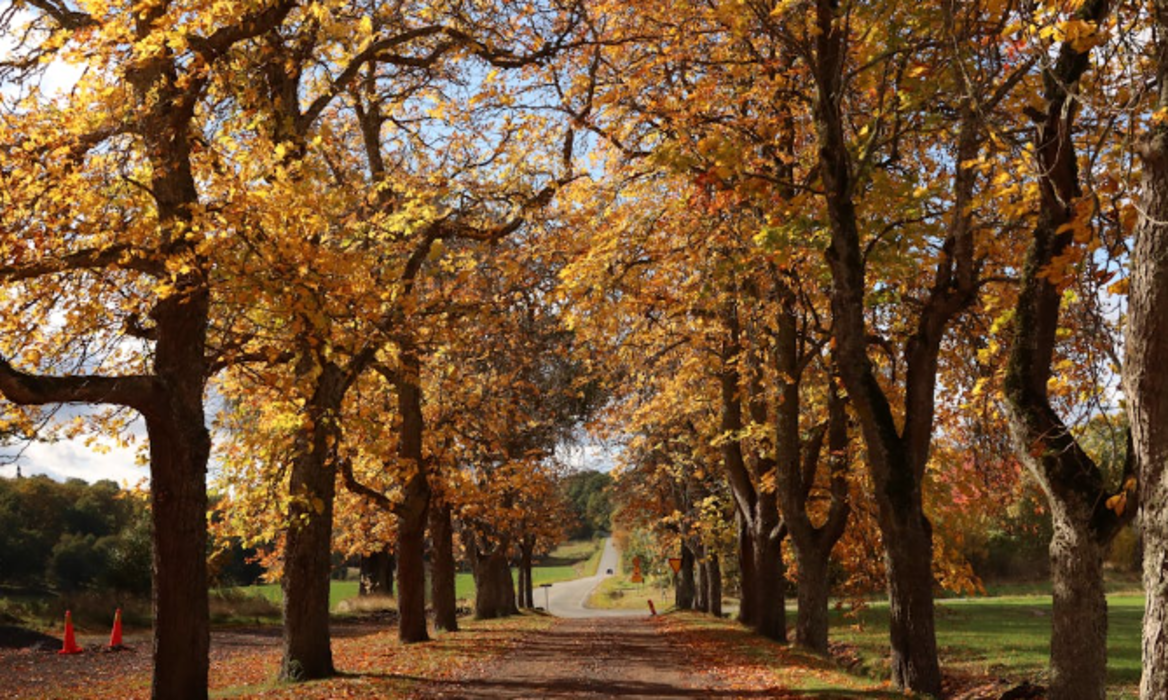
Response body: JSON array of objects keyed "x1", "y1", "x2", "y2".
[{"x1": 416, "y1": 616, "x2": 741, "y2": 699}]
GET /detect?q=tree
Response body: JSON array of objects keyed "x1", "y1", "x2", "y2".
[
  {"x1": 1123, "y1": 3, "x2": 1168, "y2": 697},
  {"x1": 1002, "y1": 2, "x2": 1137, "y2": 696},
  {"x1": 0, "y1": 3, "x2": 298, "y2": 695}
]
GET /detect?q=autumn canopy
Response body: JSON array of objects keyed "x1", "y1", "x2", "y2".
[{"x1": 1, "y1": 0, "x2": 1167, "y2": 699}]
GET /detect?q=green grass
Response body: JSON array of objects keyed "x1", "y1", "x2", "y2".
[
  {"x1": 586, "y1": 571, "x2": 670, "y2": 611},
  {"x1": 233, "y1": 537, "x2": 606, "y2": 611},
  {"x1": 833, "y1": 593, "x2": 1144, "y2": 698}
]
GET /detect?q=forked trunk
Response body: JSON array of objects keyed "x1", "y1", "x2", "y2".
[
  {"x1": 1124, "y1": 15, "x2": 1168, "y2": 694},
  {"x1": 430, "y1": 501, "x2": 458, "y2": 632}
]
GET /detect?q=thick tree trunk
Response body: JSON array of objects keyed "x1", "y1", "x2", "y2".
[
  {"x1": 472, "y1": 544, "x2": 517, "y2": 619},
  {"x1": 1000, "y1": 4, "x2": 1127, "y2": 697},
  {"x1": 397, "y1": 481, "x2": 429, "y2": 643},
  {"x1": 359, "y1": 550, "x2": 394, "y2": 597},
  {"x1": 737, "y1": 511, "x2": 756, "y2": 626},
  {"x1": 146, "y1": 405, "x2": 211, "y2": 700},
  {"x1": 430, "y1": 500, "x2": 458, "y2": 632},
  {"x1": 280, "y1": 363, "x2": 345, "y2": 681},
  {"x1": 751, "y1": 523, "x2": 786, "y2": 642},
  {"x1": 794, "y1": 546, "x2": 831, "y2": 654},
  {"x1": 738, "y1": 511, "x2": 756, "y2": 626},
  {"x1": 695, "y1": 553, "x2": 709, "y2": 613},
  {"x1": 708, "y1": 553, "x2": 723, "y2": 618},
  {"x1": 1125, "y1": 9, "x2": 1168, "y2": 697},
  {"x1": 1047, "y1": 510, "x2": 1109, "y2": 698},
  {"x1": 396, "y1": 341, "x2": 430, "y2": 643},
  {"x1": 281, "y1": 466, "x2": 337, "y2": 680},
  {"x1": 676, "y1": 542, "x2": 696, "y2": 610},
  {"x1": 881, "y1": 510, "x2": 940, "y2": 692}
]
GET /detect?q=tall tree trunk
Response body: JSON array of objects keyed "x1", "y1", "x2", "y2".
[
  {"x1": 396, "y1": 487, "x2": 429, "y2": 642},
  {"x1": 719, "y1": 299, "x2": 785, "y2": 640},
  {"x1": 1125, "y1": 6, "x2": 1168, "y2": 698},
  {"x1": 520, "y1": 537, "x2": 536, "y2": 609},
  {"x1": 430, "y1": 500, "x2": 458, "y2": 632},
  {"x1": 695, "y1": 550, "x2": 709, "y2": 613},
  {"x1": 708, "y1": 553, "x2": 723, "y2": 618},
  {"x1": 737, "y1": 510, "x2": 756, "y2": 626},
  {"x1": 280, "y1": 362, "x2": 345, "y2": 681},
  {"x1": 146, "y1": 399, "x2": 211, "y2": 700},
  {"x1": 1001, "y1": 3, "x2": 1130, "y2": 697},
  {"x1": 676, "y1": 542, "x2": 696, "y2": 610},
  {"x1": 751, "y1": 521, "x2": 786, "y2": 642},
  {"x1": 794, "y1": 546, "x2": 832, "y2": 654},
  {"x1": 470, "y1": 536, "x2": 517, "y2": 620},
  {"x1": 516, "y1": 562, "x2": 527, "y2": 609},
  {"x1": 359, "y1": 550, "x2": 394, "y2": 597},
  {"x1": 396, "y1": 340, "x2": 430, "y2": 643}
]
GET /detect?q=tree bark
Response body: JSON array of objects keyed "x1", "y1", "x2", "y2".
[
  {"x1": 280, "y1": 362, "x2": 346, "y2": 681},
  {"x1": 1126, "y1": 6, "x2": 1168, "y2": 699},
  {"x1": 520, "y1": 536, "x2": 536, "y2": 609},
  {"x1": 430, "y1": 500, "x2": 458, "y2": 631},
  {"x1": 1001, "y1": 3, "x2": 1129, "y2": 697},
  {"x1": 396, "y1": 340, "x2": 430, "y2": 643},
  {"x1": 719, "y1": 300, "x2": 786, "y2": 641},
  {"x1": 145, "y1": 397, "x2": 211, "y2": 700},
  {"x1": 708, "y1": 553, "x2": 723, "y2": 618},
  {"x1": 695, "y1": 550, "x2": 709, "y2": 613},
  {"x1": 736, "y1": 510, "x2": 756, "y2": 626},
  {"x1": 359, "y1": 550, "x2": 394, "y2": 597},
  {"x1": 676, "y1": 542, "x2": 696, "y2": 610},
  {"x1": 770, "y1": 284, "x2": 850, "y2": 655},
  {"x1": 469, "y1": 535, "x2": 518, "y2": 619}
]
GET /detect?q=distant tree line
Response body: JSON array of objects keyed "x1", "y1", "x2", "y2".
[
  {"x1": 561, "y1": 470, "x2": 613, "y2": 540},
  {"x1": 0, "y1": 475, "x2": 151, "y2": 594}
]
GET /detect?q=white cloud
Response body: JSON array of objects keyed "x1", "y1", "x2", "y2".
[{"x1": 0, "y1": 439, "x2": 148, "y2": 486}]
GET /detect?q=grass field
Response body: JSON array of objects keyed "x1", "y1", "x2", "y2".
[
  {"x1": 833, "y1": 593, "x2": 1144, "y2": 698},
  {"x1": 236, "y1": 537, "x2": 606, "y2": 613},
  {"x1": 587, "y1": 572, "x2": 670, "y2": 611}
]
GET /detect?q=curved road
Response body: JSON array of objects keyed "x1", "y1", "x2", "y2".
[{"x1": 537, "y1": 538, "x2": 645, "y2": 618}]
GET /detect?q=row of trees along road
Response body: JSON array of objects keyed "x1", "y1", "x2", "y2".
[{"x1": 3, "y1": 1, "x2": 1168, "y2": 699}]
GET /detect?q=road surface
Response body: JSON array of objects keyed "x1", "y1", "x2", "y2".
[
  {"x1": 417, "y1": 616, "x2": 732, "y2": 698},
  {"x1": 537, "y1": 538, "x2": 644, "y2": 618}
]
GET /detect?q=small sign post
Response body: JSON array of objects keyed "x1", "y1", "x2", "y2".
[
  {"x1": 667, "y1": 557, "x2": 682, "y2": 574},
  {"x1": 540, "y1": 583, "x2": 552, "y2": 611}
]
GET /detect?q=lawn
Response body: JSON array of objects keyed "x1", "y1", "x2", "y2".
[
  {"x1": 587, "y1": 572, "x2": 670, "y2": 611},
  {"x1": 235, "y1": 537, "x2": 605, "y2": 613},
  {"x1": 831, "y1": 593, "x2": 1144, "y2": 698}
]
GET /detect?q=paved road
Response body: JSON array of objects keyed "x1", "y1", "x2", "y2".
[{"x1": 537, "y1": 538, "x2": 645, "y2": 619}]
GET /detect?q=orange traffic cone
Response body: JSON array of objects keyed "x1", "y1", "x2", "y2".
[
  {"x1": 108, "y1": 608, "x2": 124, "y2": 650},
  {"x1": 59, "y1": 611, "x2": 83, "y2": 654}
]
